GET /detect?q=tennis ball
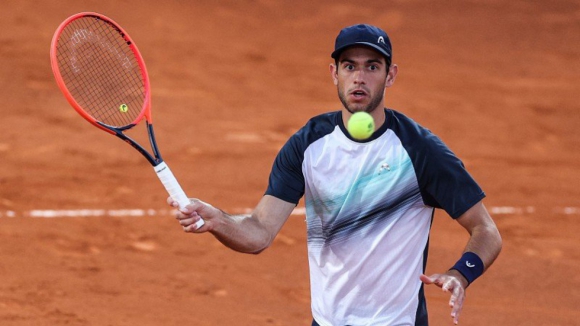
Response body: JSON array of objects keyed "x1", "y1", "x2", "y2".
[
  {"x1": 119, "y1": 104, "x2": 128, "y2": 113},
  {"x1": 347, "y1": 112, "x2": 375, "y2": 140}
]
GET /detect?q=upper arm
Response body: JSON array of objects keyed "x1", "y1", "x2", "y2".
[{"x1": 455, "y1": 201, "x2": 496, "y2": 234}]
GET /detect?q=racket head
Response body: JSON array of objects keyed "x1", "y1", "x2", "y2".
[{"x1": 50, "y1": 12, "x2": 152, "y2": 134}]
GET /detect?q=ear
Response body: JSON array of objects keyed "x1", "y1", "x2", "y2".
[
  {"x1": 330, "y1": 63, "x2": 338, "y2": 86},
  {"x1": 385, "y1": 64, "x2": 398, "y2": 87}
]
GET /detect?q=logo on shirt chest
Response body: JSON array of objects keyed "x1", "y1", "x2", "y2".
[{"x1": 378, "y1": 162, "x2": 391, "y2": 175}]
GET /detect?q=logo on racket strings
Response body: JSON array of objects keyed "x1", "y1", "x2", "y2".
[{"x1": 119, "y1": 104, "x2": 128, "y2": 113}]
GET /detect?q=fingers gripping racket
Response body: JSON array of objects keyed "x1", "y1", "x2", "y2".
[{"x1": 50, "y1": 12, "x2": 204, "y2": 228}]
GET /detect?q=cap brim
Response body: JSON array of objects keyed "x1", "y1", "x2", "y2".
[{"x1": 331, "y1": 42, "x2": 391, "y2": 59}]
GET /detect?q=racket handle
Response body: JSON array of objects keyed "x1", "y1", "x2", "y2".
[{"x1": 154, "y1": 162, "x2": 205, "y2": 229}]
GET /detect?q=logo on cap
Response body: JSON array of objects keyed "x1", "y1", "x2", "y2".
[{"x1": 331, "y1": 24, "x2": 392, "y2": 59}]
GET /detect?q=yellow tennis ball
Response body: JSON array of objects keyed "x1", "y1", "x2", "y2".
[
  {"x1": 347, "y1": 112, "x2": 375, "y2": 140},
  {"x1": 119, "y1": 104, "x2": 128, "y2": 113}
]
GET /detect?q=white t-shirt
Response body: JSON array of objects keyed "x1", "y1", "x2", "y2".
[{"x1": 266, "y1": 109, "x2": 484, "y2": 326}]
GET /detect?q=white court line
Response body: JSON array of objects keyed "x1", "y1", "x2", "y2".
[
  {"x1": 0, "y1": 206, "x2": 579, "y2": 218},
  {"x1": 489, "y1": 206, "x2": 536, "y2": 215}
]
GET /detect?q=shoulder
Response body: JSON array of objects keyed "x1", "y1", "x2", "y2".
[
  {"x1": 298, "y1": 111, "x2": 341, "y2": 138},
  {"x1": 385, "y1": 109, "x2": 485, "y2": 217},
  {"x1": 386, "y1": 109, "x2": 432, "y2": 138},
  {"x1": 385, "y1": 109, "x2": 447, "y2": 154},
  {"x1": 266, "y1": 112, "x2": 340, "y2": 204},
  {"x1": 272, "y1": 110, "x2": 340, "y2": 168},
  {"x1": 287, "y1": 111, "x2": 341, "y2": 150}
]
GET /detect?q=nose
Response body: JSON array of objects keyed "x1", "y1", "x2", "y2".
[{"x1": 353, "y1": 69, "x2": 365, "y2": 84}]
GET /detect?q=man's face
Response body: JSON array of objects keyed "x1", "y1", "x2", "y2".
[{"x1": 331, "y1": 46, "x2": 389, "y2": 114}]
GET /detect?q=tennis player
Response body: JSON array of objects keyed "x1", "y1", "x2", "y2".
[{"x1": 170, "y1": 23, "x2": 502, "y2": 325}]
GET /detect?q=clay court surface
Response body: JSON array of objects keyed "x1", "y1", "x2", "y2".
[{"x1": 1, "y1": 1, "x2": 579, "y2": 325}]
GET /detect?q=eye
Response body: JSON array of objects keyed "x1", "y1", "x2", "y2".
[
  {"x1": 369, "y1": 65, "x2": 379, "y2": 71},
  {"x1": 344, "y1": 64, "x2": 355, "y2": 70}
]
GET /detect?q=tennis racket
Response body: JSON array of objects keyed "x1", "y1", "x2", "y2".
[{"x1": 50, "y1": 12, "x2": 204, "y2": 229}]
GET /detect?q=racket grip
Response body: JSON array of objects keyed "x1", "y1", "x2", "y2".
[{"x1": 154, "y1": 162, "x2": 205, "y2": 229}]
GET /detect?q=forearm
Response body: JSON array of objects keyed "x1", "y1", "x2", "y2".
[
  {"x1": 173, "y1": 195, "x2": 295, "y2": 255},
  {"x1": 211, "y1": 212, "x2": 274, "y2": 254},
  {"x1": 462, "y1": 222, "x2": 502, "y2": 271},
  {"x1": 448, "y1": 202, "x2": 502, "y2": 288}
]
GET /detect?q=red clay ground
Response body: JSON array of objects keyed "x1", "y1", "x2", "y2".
[{"x1": 1, "y1": 1, "x2": 579, "y2": 325}]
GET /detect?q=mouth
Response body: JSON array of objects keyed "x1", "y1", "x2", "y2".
[{"x1": 349, "y1": 89, "x2": 368, "y2": 100}]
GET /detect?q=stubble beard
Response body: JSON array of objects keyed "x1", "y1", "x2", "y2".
[{"x1": 338, "y1": 84, "x2": 385, "y2": 114}]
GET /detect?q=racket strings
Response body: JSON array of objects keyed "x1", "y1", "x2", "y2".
[{"x1": 55, "y1": 16, "x2": 146, "y2": 128}]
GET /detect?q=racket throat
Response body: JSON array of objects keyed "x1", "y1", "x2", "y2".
[
  {"x1": 98, "y1": 121, "x2": 160, "y2": 166},
  {"x1": 146, "y1": 121, "x2": 162, "y2": 162}
]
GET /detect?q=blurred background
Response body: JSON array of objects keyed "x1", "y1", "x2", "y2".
[{"x1": 1, "y1": 1, "x2": 579, "y2": 325}]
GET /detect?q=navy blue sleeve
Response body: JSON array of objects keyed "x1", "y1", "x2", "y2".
[
  {"x1": 387, "y1": 110, "x2": 485, "y2": 219},
  {"x1": 265, "y1": 134, "x2": 306, "y2": 204}
]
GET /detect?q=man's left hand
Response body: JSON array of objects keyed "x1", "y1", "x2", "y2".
[{"x1": 420, "y1": 270, "x2": 468, "y2": 325}]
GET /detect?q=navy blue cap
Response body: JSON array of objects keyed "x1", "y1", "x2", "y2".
[{"x1": 331, "y1": 24, "x2": 392, "y2": 61}]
